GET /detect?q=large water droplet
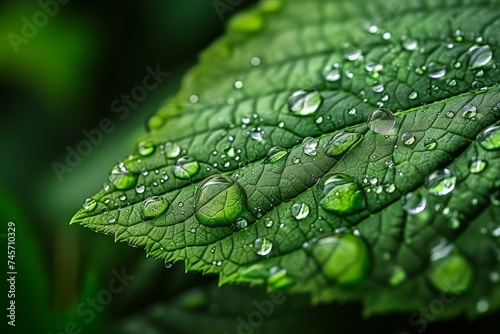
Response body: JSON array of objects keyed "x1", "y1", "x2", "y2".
[
  {"x1": 142, "y1": 196, "x2": 169, "y2": 219},
  {"x1": 468, "y1": 44, "x2": 493, "y2": 69},
  {"x1": 325, "y1": 131, "x2": 362, "y2": 157},
  {"x1": 109, "y1": 164, "x2": 138, "y2": 190},
  {"x1": 319, "y1": 173, "x2": 366, "y2": 215},
  {"x1": 312, "y1": 234, "x2": 369, "y2": 285},
  {"x1": 367, "y1": 108, "x2": 396, "y2": 134},
  {"x1": 173, "y1": 157, "x2": 200, "y2": 179},
  {"x1": 426, "y1": 168, "x2": 457, "y2": 196},
  {"x1": 253, "y1": 237, "x2": 273, "y2": 256},
  {"x1": 402, "y1": 192, "x2": 427, "y2": 214},
  {"x1": 263, "y1": 146, "x2": 288, "y2": 164},
  {"x1": 291, "y1": 203, "x2": 310, "y2": 220},
  {"x1": 427, "y1": 251, "x2": 473, "y2": 294},
  {"x1": 164, "y1": 142, "x2": 181, "y2": 158},
  {"x1": 302, "y1": 137, "x2": 318, "y2": 156},
  {"x1": 477, "y1": 122, "x2": 500, "y2": 150},
  {"x1": 195, "y1": 175, "x2": 247, "y2": 227},
  {"x1": 288, "y1": 90, "x2": 322, "y2": 116}
]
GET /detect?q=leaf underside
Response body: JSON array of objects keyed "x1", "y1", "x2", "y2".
[{"x1": 71, "y1": 0, "x2": 500, "y2": 319}]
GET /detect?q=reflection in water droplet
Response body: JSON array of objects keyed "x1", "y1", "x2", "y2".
[
  {"x1": 83, "y1": 198, "x2": 96, "y2": 211},
  {"x1": 462, "y1": 105, "x2": 477, "y2": 119},
  {"x1": 470, "y1": 157, "x2": 487, "y2": 174},
  {"x1": 319, "y1": 173, "x2": 366, "y2": 215},
  {"x1": 253, "y1": 237, "x2": 273, "y2": 256},
  {"x1": 291, "y1": 203, "x2": 310, "y2": 220},
  {"x1": 403, "y1": 192, "x2": 427, "y2": 215},
  {"x1": 477, "y1": 122, "x2": 500, "y2": 150},
  {"x1": 323, "y1": 65, "x2": 341, "y2": 82},
  {"x1": 367, "y1": 108, "x2": 396, "y2": 134},
  {"x1": 142, "y1": 196, "x2": 169, "y2": 219},
  {"x1": 408, "y1": 91, "x2": 418, "y2": 100},
  {"x1": 469, "y1": 44, "x2": 493, "y2": 69},
  {"x1": 173, "y1": 157, "x2": 200, "y2": 179},
  {"x1": 195, "y1": 175, "x2": 247, "y2": 227},
  {"x1": 344, "y1": 46, "x2": 362, "y2": 61},
  {"x1": 288, "y1": 90, "x2": 322, "y2": 116},
  {"x1": 302, "y1": 137, "x2": 318, "y2": 156},
  {"x1": 402, "y1": 132, "x2": 416, "y2": 146},
  {"x1": 424, "y1": 138, "x2": 437, "y2": 150},
  {"x1": 312, "y1": 233, "x2": 369, "y2": 285},
  {"x1": 427, "y1": 62, "x2": 446, "y2": 79},
  {"x1": 402, "y1": 37, "x2": 418, "y2": 51},
  {"x1": 325, "y1": 131, "x2": 363, "y2": 157},
  {"x1": 263, "y1": 146, "x2": 288, "y2": 164},
  {"x1": 250, "y1": 127, "x2": 264, "y2": 141},
  {"x1": 426, "y1": 168, "x2": 457, "y2": 196},
  {"x1": 445, "y1": 111, "x2": 455, "y2": 118},
  {"x1": 135, "y1": 184, "x2": 145, "y2": 194}
]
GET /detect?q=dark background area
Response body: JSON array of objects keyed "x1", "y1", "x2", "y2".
[{"x1": 0, "y1": 1, "x2": 499, "y2": 333}]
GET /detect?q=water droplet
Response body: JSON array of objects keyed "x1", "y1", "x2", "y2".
[
  {"x1": 107, "y1": 216, "x2": 116, "y2": 223},
  {"x1": 250, "y1": 127, "x2": 264, "y2": 141},
  {"x1": 402, "y1": 37, "x2": 418, "y2": 51},
  {"x1": 138, "y1": 141, "x2": 155, "y2": 156},
  {"x1": 315, "y1": 116, "x2": 324, "y2": 124},
  {"x1": 401, "y1": 132, "x2": 416, "y2": 146},
  {"x1": 264, "y1": 219, "x2": 274, "y2": 228},
  {"x1": 469, "y1": 44, "x2": 493, "y2": 69},
  {"x1": 83, "y1": 198, "x2": 96, "y2": 211},
  {"x1": 403, "y1": 192, "x2": 427, "y2": 214},
  {"x1": 367, "y1": 108, "x2": 396, "y2": 134},
  {"x1": 344, "y1": 46, "x2": 362, "y2": 61},
  {"x1": 445, "y1": 111, "x2": 455, "y2": 118},
  {"x1": 426, "y1": 168, "x2": 457, "y2": 196},
  {"x1": 312, "y1": 234, "x2": 369, "y2": 285},
  {"x1": 372, "y1": 84, "x2": 384, "y2": 93},
  {"x1": 250, "y1": 56, "x2": 261, "y2": 66},
  {"x1": 319, "y1": 173, "x2": 366, "y2": 216},
  {"x1": 165, "y1": 142, "x2": 181, "y2": 158},
  {"x1": 469, "y1": 157, "x2": 487, "y2": 173},
  {"x1": 325, "y1": 131, "x2": 362, "y2": 157},
  {"x1": 427, "y1": 251, "x2": 473, "y2": 294},
  {"x1": 428, "y1": 62, "x2": 446, "y2": 78},
  {"x1": 263, "y1": 146, "x2": 288, "y2": 164},
  {"x1": 462, "y1": 105, "x2": 477, "y2": 119},
  {"x1": 135, "y1": 184, "x2": 145, "y2": 194},
  {"x1": 292, "y1": 157, "x2": 300, "y2": 164},
  {"x1": 195, "y1": 175, "x2": 247, "y2": 227},
  {"x1": 234, "y1": 80, "x2": 243, "y2": 89},
  {"x1": 323, "y1": 65, "x2": 341, "y2": 82},
  {"x1": 234, "y1": 218, "x2": 248, "y2": 229},
  {"x1": 173, "y1": 157, "x2": 200, "y2": 179},
  {"x1": 189, "y1": 94, "x2": 199, "y2": 103},
  {"x1": 408, "y1": 91, "x2": 418, "y2": 100},
  {"x1": 291, "y1": 203, "x2": 310, "y2": 220},
  {"x1": 477, "y1": 299, "x2": 490, "y2": 313},
  {"x1": 477, "y1": 122, "x2": 500, "y2": 150},
  {"x1": 424, "y1": 138, "x2": 437, "y2": 150},
  {"x1": 288, "y1": 90, "x2": 322, "y2": 116},
  {"x1": 142, "y1": 196, "x2": 169, "y2": 219},
  {"x1": 302, "y1": 137, "x2": 318, "y2": 156},
  {"x1": 109, "y1": 165, "x2": 138, "y2": 190},
  {"x1": 253, "y1": 237, "x2": 273, "y2": 256}
]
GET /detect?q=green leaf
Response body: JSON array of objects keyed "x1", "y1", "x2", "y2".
[{"x1": 71, "y1": 0, "x2": 500, "y2": 318}]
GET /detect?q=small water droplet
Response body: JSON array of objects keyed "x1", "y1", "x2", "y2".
[
  {"x1": 325, "y1": 131, "x2": 362, "y2": 157},
  {"x1": 424, "y1": 138, "x2": 437, "y2": 150},
  {"x1": 344, "y1": 46, "x2": 362, "y2": 61},
  {"x1": 109, "y1": 164, "x2": 138, "y2": 190},
  {"x1": 253, "y1": 237, "x2": 273, "y2": 256},
  {"x1": 403, "y1": 192, "x2": 427, "y2": 214},
  {"x1": 173, "y1": 157, "x2": 200, "y2": 180},
  {"x1": 469, "y1": 44, "x2": 493, "y2": 69},
  {"x1": 367, "y1": 108, "x2": 396, "y2": 134},
  {"x1": 408, "y1": 91, "x2": 418, "y2": 100},
  {"x1": 250, "y1": 127, "x2": 264, "y2": 141},
  {"x1": 445, "y1": 111, "x2": 455, "y2": 118},
  {"x1": 401, "y1": 37, "x2": 418, "y2": 51},
  {"x1": 302, "y1": 137, "x2": 318, "y2": 156},
  {"x1": 428, "y1": 62, "x2": 446, "y2": 78},
  {"x1": 462, "y1": 105, "x2": 477, "y2": 119},
  {"x1": 477, "y1": 299, "x2": 490, "y2": 313},
  {"x1": 323, "y1": 65, "x2": 341, "y2": 82},
  {"x1": 164, "y1": 142, "x2": 181, "y2": 158},
  {"x1": 315, "y1": 116, "x2": 324, "y2": 124},
  {"x1": 107, "y1": 216, "x2": 116, "y2": 223},
  {"x1": 288, "y1": 90, "x2": 322, "y2": 116},
  {"x1": 83, "y1": 198, "x2": 96, "y2": 211},
  {"x1": 426, "y1": 169, "x2": 457, "y2": 196},
  {"x1": 263, "y1": 146, "x2": 288, "y2": 164},
  {"x1": 470, "y1": 157, "x2": 487, "y2": 174},
  {"x1": 250, "y1": 56, "x2": 261, "y2": 66},
  {"x1": 135, "y1": 184, "x2": 145, "y2": 194},
  {"x1": 138, "y1": 141, "x2": 155, "y2": 157},
  {"x1": 291, "y1": 203, "x2": 310, "y2": 220},
  {"x1": 234, "y1": 80, "x2": 243, "y2": 89},
  {"x1": 401, "y1": 132, "x2": 416, "y2": 146}
]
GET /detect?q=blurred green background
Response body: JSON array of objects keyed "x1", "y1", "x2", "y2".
[{"x1": 1, "y1": 1, "x2": 499, "y2": 333}]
